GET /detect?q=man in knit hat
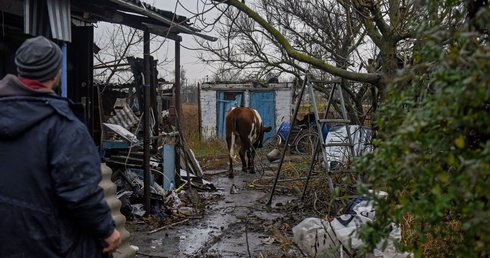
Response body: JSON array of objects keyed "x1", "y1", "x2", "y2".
[{"x1": 0, "y1": 36, "x2": 121, "y2": 257}]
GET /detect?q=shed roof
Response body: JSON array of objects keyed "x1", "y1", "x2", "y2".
[
  {"x1": 2, "y1": 0, "x2": 216, "y2": 42},
  {"x1": 72, "y1": 0, "x2": 217, "y2": 41}
]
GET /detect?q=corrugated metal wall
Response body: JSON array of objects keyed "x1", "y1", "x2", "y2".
[{"x1": 25, "y1": 0, "x2": 71, "y2": 41}]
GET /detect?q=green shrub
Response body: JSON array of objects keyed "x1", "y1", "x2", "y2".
[{"x1": 355, "y1": 2, "x2": 490, "y2": 257}]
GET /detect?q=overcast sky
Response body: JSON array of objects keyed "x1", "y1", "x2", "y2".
[
  {"x1": 145, "y1": 0, "x2": 220, "y2": 82},
  {"x1": 94, "y1": 0, "x2": 219, "y2": 83}
]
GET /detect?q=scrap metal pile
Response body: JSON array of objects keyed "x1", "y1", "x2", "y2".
[{"x1": 97, "y1": 56, "x2": 215, "y2": 221}]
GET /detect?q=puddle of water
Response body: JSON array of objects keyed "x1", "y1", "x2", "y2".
[{"x1": 128, "y1": 171, "x2": 299, "y2": 257}]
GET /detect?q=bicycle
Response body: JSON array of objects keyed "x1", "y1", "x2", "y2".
[{"x1": 263, "y1": 121, "x2": 319, "y2": 155}]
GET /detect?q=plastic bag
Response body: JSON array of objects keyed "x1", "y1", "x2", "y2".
[
  {"x1": 166, "y1": 191, "x2": 182, "y2": 209},
  {"x1": 292, "y1": 217, "x2": 340, "y2": 257},
  {"x1": 292, "y1": 217, "x2": 359, "y2": 257},
  {"x1": 293, "y1": 191, "x2": 412, "y2": 258}
]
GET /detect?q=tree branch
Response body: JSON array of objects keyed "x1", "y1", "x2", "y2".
[{"x1": 215, "y1": 0, "x2": 382, "y2": 84}]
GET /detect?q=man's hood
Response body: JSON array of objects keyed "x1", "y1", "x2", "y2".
[
  {"x1": 0, "y1": 97, "x2": 58, "y2": 140},
  {"x1": 0, "y1": 95, "x2": 77, "y2": 140},
  {"x1": 0, "y1": 74, "x2": 71, "y2": 140},
  {"x1": 0, "y1": 74, "x2": 54, "y2": 96}
]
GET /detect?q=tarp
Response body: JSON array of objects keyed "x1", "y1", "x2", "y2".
[{"x1": 324, "y1": 125, "x2": 373, "y2": 169}]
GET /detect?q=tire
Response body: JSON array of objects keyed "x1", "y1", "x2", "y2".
[{"x1": 295, "y1": 131, "x2": 319, "y2": 155}]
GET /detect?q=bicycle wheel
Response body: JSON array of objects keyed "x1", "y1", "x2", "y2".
[{"x1": 295, "y1": 131, "x2": 319, "y2": 155}]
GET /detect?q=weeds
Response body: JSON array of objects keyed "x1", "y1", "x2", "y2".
[{"x1": 179, "y1": 104, "x2": 228, "y2": 170}]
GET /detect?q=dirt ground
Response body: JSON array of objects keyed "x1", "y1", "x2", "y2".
[
  {"x1": 121, "y1": 104, "x2": 333, "y2": 257},
  {"x1": 125, "y1": 162, "x2": 320, "y2": 258}
]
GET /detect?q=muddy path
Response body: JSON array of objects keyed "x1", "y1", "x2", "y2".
[{"x1": 125, "y1": 166, "x2": 315, "y2": 258}]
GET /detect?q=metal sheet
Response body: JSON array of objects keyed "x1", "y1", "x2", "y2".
[
  {"x1": 163, "y1": 144, "x2": 175, "y2": 191},
  {"x1": 108, "y1": 0, "x2": 217, "y2": 41},
  {"x1": 25, "y1": 0, "x2": 51, "y2": 38},
  {"x1": 46, "y1": 0, "x2": 71, "y2": 41},
  {"x1": 25, "y1": 0, "x2": 71, "y2": 41},
  {"x1": 103, "y1": 123, "x2": 140, "y2": 144}
]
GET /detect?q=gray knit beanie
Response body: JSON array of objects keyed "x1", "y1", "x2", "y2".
[{"x1": 15, "y1": 36, "x2": 62, "y2": 82}]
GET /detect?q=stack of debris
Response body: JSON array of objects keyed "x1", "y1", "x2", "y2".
[
  {"x1": 100, "y1": 100, "x2": 215, "y2": 220},
  {"x1": 112, "y1": 168, "x2": 215, "y2": 220}
]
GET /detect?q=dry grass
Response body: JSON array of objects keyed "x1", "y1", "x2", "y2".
[
  {"x1": 180, "y1": 104, "x2": 228, "y2": 169},
  {"x1": 180, "y1": 103, "x2": 200, "y2": 142},
  {"x1": 400, "y1": 213, "x2": 464, "y2": 257}
]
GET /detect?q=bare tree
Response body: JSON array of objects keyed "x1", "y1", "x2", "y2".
[
  {"x1": 94, "y1": 24, "x2": 173, "y2": 84},
  {"x1": 188, "y1": 0, "x2": 467, "y2": 123},
  {"x1": 195, "y1": 0, "x2": 373, "y2": 123},
  {"x1": 92, "y1": 0, "x2": 467, "y2": 123}
]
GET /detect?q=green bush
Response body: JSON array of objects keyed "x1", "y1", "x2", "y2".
[{"x1": 355, "y1": 2, "x2": 490, "y2": 257}]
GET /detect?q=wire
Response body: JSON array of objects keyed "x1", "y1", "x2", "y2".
[{"x1": 151, "y1": 168, "x2": 171, "y2": 185}]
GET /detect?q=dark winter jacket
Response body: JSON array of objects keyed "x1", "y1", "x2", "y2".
[{"x1": 0, "y1": 74, "x2": 115, "y2": 257}]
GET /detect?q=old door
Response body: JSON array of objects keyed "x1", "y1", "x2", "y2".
[
  {"x1": 217, "y1": 91, "x2": 243, "y2": 140},
  {"x1": 250, "y1": 91, "x2": 275, "y2": 140}
]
